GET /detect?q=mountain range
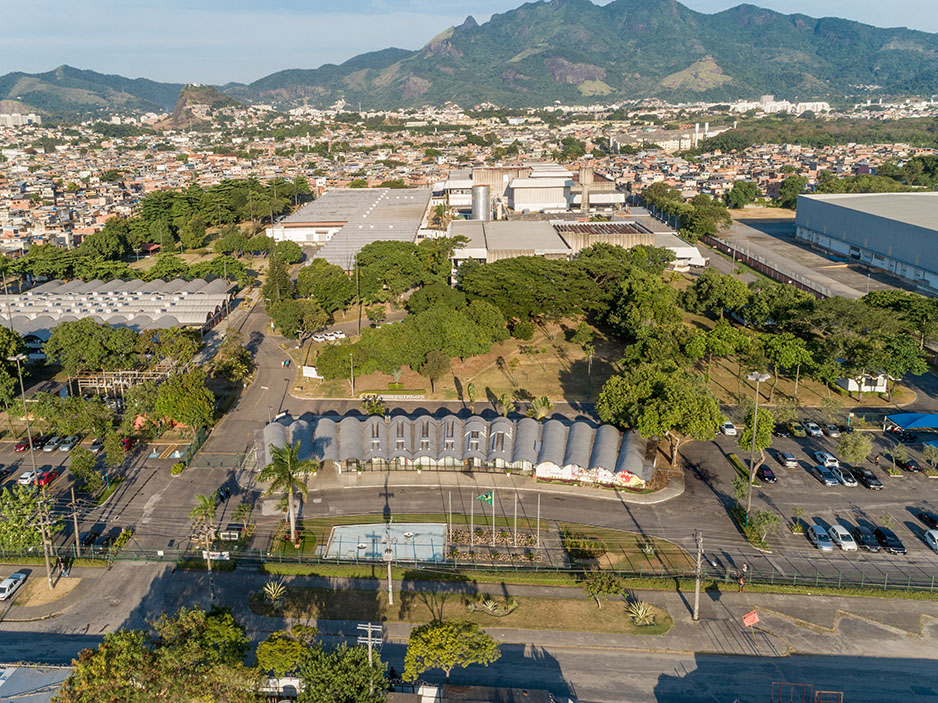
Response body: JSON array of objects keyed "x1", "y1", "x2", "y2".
[{"x1": 4, "y1": 0, "x2": 938, "y2": 115}]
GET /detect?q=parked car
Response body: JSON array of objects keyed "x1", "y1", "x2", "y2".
[
  {"x1": 333, "y1": 331, "x2": 347, "y2": 339},
  {"x1": 914, "y1": 510, "x2": 938, "y2": 530},
  {"x1": 895, "y1": 456, "x2": 923, "y2": 472},
  {"x1": 830, "y1": 467, "x2": 857, "y2": 487},
  {"x1": 850, "y1": 466, "x2": 884, "y2": 490},
  {"x1": 42, "y1": 436, "x2": 62, "y2": 452},
  {"x1": 59, "y1": 435, "x2": 81, "y2": 452},
  {"x1": 813, "y1": 451, "x2": 839, "y2": 468},
  {"x1": 720, "y1": 422, "x2": 737, "y2": 436},
  {"x1": 0, "y1": 467, "x2": 11, "y2": 481},
  {"x1": 852, "y1": 525, "x2": 881, "y2": 552},
  {"x1": 16, "y1": 470, "x2": 38, "y2": 486},
  {"x1": 807, "y1": 525, "x2": 835, "y2": 552},
  {"x1": 789, "y1": 422, "x2": 807, "y2": 438},
  {"x1": 13, "y1": 436, "x2": 37, "y2": 452},
  {"x1": 311, "y1": 334, "x2": 326, "y2": 343},
  {"x1": 888, "y1": 429, "x2": 917, "y2": 444},
  {"x1": 756, "y1": 465, "x2": 777, "y2": 483},
  {"x1": 810, "y1": 465, "x2": 839, "y2": 486},
  {"x1": 773, "y1": 424, "x2": 791, "y2": 438},
  {"x1": 120, "y1": 437, "x2": 136, "y2": 451},
  {"x1": 925, "y1": 530, "x2": 938, "y2": 554},
  {"x1": 828, "y1": 525, "x2": 858, "y2": 552},
  {"x1": 775, "y1": 451, "x2": 798, "y2": 468},
  {"x1": 97, "y1": 533, "x2": 118, "y2": 550},
  {"x1": 88, "y1": 437, "x2": 105, "y2": 454},
  {"x1": 873, "y1": 526, "x2": 907, "y2": 555},
  {"x1": 0, "y1": 572, "x2": 27, "y2": 601},
  {"x1": 37, "y1": 469, "x2": 61, "y2": 487},
  {"x1": 804, "y1": 421, "x2": 823, "y2": 438},
  {"x1": 824, "y1": 424, "x2": 841, "y2": 438},
  {"x1": 32, "y1": 434, "x2": 54, "y2": 450}
]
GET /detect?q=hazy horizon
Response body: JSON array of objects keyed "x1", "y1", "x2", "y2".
[{"x1": 2, "y1": 0, "x2": 937, "y2": 85}]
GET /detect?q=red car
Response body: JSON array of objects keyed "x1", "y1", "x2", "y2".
[
  {"x1": 14, "y1": 436, "x2": 37, "y2": 453},
  {"x1": 37, "y1": 469, "x2": 61, "y2": 487},
  {"x1": 121, "y1": 437, "x2": 136, "y2": 451}
]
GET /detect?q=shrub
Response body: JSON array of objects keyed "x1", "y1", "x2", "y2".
[
  {"x1": 171, "y1": 462, "x2": 186, "y2": 475},
  {"x1": 563, "y1": 530, "x2": 607, "y2": 559},
  {"x1": 628, "y1": 600, "x2": 655, "y2": 625}
]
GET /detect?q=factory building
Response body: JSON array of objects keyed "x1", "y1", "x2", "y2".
[
  {"x1": 795, "y1": 193, "x2": 938, "y2": 295},
  {"x1": 0, "y1": 277, "x2": 235, "y2": 360},
  {"x1": 266, "y1": 188, "x2": 432, "y2": 271},
  {"x1": 262, "y1": 413, "x2": 655, "y2": 488}
]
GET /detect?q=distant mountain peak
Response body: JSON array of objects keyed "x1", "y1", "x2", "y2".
[{"x1": 459, "y1": 15, "x2": 478, "y2": 29}]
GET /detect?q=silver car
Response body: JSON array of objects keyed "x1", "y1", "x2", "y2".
[
  {"x1": 810, "y1": 465, "x2": 839, "y2": 486},
  {"x1": 59, "y1": 435, "x2": 81, "y2": 452},
  {"x1": 0, "y1": 572, "x2": 27, "y2": 601},
  {"x1": 808, "y1": 525, "x2": 835, "y2": 552},
  {"x1": 42, "y1": 436, "x2": 62, "y2": 452}
]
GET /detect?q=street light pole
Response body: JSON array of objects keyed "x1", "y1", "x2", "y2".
[
  {"x1": 383, "y1": 518, "x2": 394, "y2": 606},
  {"x1": 745, "y1": 371, "x2": 771, "y2": 526},
  {"x1": 9, "y1": 353, "x2": 53, "y2": 589},
  {"x1": 260, "y1": 385, "x2": 271, "y2": 424}
]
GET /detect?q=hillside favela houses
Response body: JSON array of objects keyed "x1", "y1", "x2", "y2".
[{"x1": 263, "y1": 413, "x2": 656, "y2": 489}]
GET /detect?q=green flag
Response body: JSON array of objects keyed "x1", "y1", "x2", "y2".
[{"x1": 476, "y1": 492, "x2": 493, "y2": 505}]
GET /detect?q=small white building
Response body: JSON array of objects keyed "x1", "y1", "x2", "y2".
[{"x1": 837, "y1": 373, "x2": 888, "y2": 394}]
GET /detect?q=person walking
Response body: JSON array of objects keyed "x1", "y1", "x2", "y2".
[{"x1": 738, "y1": 575, "x2": 745, "y2": 592}]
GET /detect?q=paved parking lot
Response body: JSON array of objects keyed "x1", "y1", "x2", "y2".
[{"x1": 685, "y1": 425, "x2": 938, "y2": 585}]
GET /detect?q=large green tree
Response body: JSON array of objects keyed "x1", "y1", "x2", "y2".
[
  {"x1": 155, "y1": 369, "x2": 214, "y2": 428},
  {"x1": 298, "y1": 643, "x2": 388, "y2": 703},
  {"x1": 55, "y1": 606, "x2": 256, "y2": 703},
  {"x1": 403, "y1": 620, "x2": 501, "y2": 683},
  {"x1": 297, "y1": 259, "x2": 356, "y2": 314},
  {"x1": 596, "y1": 363, "x2": 722, "y2": 467},
  {"x1": 44, "y1": 319, "x2": 139, "y2": 376}
]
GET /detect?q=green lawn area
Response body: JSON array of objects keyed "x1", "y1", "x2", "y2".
[
  {"x1": 558, "y1": 523, "x2": 694, "y2": 572},
  {"x1": 93, "y1": 476, "x2": 125, "y2": 506},
  {"x1": 249, "y1": 586, "x2": 672, "y2": 635}
]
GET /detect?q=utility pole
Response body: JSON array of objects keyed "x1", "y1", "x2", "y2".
[
  {"x1": 536, "y1": 493, "x2": 541, "y2": 548},
  {"x1": 693, "y1": 530, "x2": 703, "y2": 622},
  {"x1": 745, "y1": 372, "x2": 771, "y2": 526},
  {"x1": 448, "y1": 491, "x2": 452, "y2": 541},
  {"x1": 383, "y1": 518, "x2": 394, "y2": 606},
  {"x1": 349, "y1": 352, "x2": 355, "y2": 397},
  {"x1": 260, "y1": 385, "x2": 271, "y2": 424},
  {"x1": 513, "y1": 491, "x2": 517, "y2": 547},
  {"x1": 491, "y1": 488, "x2": 496, "y2": 548},
  {"x1": 355, "y1": 260, "x2": 361, "y2": 335},
  {"x1": 71, "y1": 487, "x2": 81, "y2": 559},
  {"x1": 357, "y1": 622, "x2": 383, "y2": 696}
]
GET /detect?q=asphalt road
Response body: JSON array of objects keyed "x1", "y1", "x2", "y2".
[{"x1": 1, "y1": 627, "x2": 935, "y2": 703}]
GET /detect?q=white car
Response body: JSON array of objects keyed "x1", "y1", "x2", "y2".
[
  {"x1": 807, "y1": 524, "x2": 834, "y2": 552},
  {"x1": 16, "y1": 470, "x2": 37, "y2": 486},
  {"x1": 804, "y1": 422, "x2": 823, "y2": 438},
  {"x1": 830, "y1": 467, "x2": 857, "y2": 487},
  {"x1": 925, "y1": 530, "x2": 938, "y2": 553},
  {"x1": 824, "y1": 424, "x2": 841, "y2": 438},
  {"x1": 323, "y1": 332, "x2": 337, "y2": 341},
  {"x1": 0, "y1": 572, "x2": 27, "y2": 601},
  {"x1": 828, "y1": 525, "x2": 858, "y2": 551},
  {"x1": 333, "y1": 331, "x2": 347, "y2": 340},
  {"x1": 311, "y1": 334, "x2": 326, "y2": 343},
  {"x1": 813, "y1": 451, "x2": 839, "y2": 468},
  {"x1": 720, "y1": 422, "x2": 737, "y2": 436}
]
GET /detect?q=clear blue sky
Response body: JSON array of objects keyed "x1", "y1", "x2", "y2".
[{"x1": 1, "y1": 0, "x2": 936, "y2": 84}]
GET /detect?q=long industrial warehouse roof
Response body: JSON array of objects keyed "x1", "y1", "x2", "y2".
[
  {"x1": 797, "y1": 192, "x2": 938, "y2": 232},
  {"x1": 0, "y1": 277, "x2": 234, "y2": 339},
  {"x1": 304, "y1": 188, "x2": 432, "y2": 269}
]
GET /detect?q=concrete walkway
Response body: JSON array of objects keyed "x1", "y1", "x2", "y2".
[{"x1": 309, "y1": 466, "x2": 685, "y2": 505}]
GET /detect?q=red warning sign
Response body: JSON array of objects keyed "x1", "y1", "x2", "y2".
[{"x1": 742, "y1": 610, "x2": 760, "y2": 627}]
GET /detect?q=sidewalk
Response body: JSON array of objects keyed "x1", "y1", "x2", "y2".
[
  {"x1": 0, "y1": 566, "x2": 107, "y2": 622},
  {"x1": 310, "y1": 467, "x2": 685, "y2": 505}
]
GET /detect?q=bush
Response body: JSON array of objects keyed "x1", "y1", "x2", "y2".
[
  {"x1": 511, "y1": 321, "x2": 535, "y2": 340},
  {"x1": 171, "y1": 462, "x2": 186, "y2": 476},
  {"x1": 563, "y1": 530, "x2": 607, "y2": 559}
]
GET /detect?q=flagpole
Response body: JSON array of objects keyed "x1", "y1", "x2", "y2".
[
  {"x1": 513, "y1": 491, "x2": 517, "y2": 548},
  {"x1": 470, "y1": 494, "x2": 474, "y2": 549},
  {"x1": 492, "y1": 487, "x2": 496, "y2": 548},
  {"x1": 448, "y1": 491, "x2": 452, "y2": 542},
  {"x1": 536, "y1": 493, "x2": 540, "y2": 548}
]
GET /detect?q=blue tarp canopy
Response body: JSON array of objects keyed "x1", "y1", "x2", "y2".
[{"x1": 886, "y1": 413, "x2": 938, "y2": 430}]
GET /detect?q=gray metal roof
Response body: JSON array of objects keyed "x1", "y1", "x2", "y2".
[
  {"x1": 306, "y1": 188, "x2": 432, "y2": 270},
  {"x1": 264, "y1": 414, "x2": 652, "y2": 483},
  {"x1": 451, "y1": 220, "x2": 572, "y2": 254},
  {"x1": 0, "y1": 278, "x2": 234, "y2": 336}
]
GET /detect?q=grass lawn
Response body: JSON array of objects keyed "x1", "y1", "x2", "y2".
[
  {"x1": 93, "y1": 476, "x2": 125, "y2": 506},
  {"x1": 558, "y1": 523, "x2": 694, "y2": 573},
  {"x1": 271, "y1": 521, "x2": 318, "y2": 558},
  {"x1": 249, "y1": 586, "x2": 672, "y2": 635}
]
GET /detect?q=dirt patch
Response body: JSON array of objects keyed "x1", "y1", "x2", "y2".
[
  {"x1": 14, "y1": 577, "x2": 81, "y2": 607},
  {"x1": 731, "y1": 207, "x2": 796, "y2": 220}
]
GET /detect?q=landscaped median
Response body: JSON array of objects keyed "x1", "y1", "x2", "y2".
[{"x1": 248, "y1": 582, "x2": 673, "y2": 635}]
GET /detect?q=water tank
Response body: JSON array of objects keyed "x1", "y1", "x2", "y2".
[{"x1": 471, "y1": 185, "x2": 491, "y2": 221}]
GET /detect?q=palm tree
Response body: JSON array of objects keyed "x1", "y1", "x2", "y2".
[
  {"x1": 259, "y1": 441, "x2": 318, "y2": 544},
  {"x1": 232, "y1": 502, "x2": 252, "y2": 532},
  {"x1": 189, "y1": 493, "x2": 217, "y2": 572},
  {"x1": 527, "y1": 395, "x2": 554, "y2": 420}
]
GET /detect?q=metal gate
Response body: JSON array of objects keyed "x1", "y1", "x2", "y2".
[{"x1": 771, "y1": 683, "x2": 843, "y2": 703}]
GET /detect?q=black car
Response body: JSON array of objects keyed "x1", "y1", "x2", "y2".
[
  {"x1": 756, "y1": 465, "x2": 777, "y2": 483},
  {"x1": 888, "y1": 429, "x2": 917, "y2": 444},
  {"x1": 97, "y1": 533, "x2": 117, "y2": 550},
  {"x1": 773, "y1": 424, "x2": 791, "y2": 438},
  {"x1": 873, "y1": 526, "x2": 907, "y2": 555},
  {"x1": 852, "y1": 525, "x2": 881, "y2": 553},
  {"x1": 850, "y1": 466, "x2": 884, "y2": 490},
  {"x1": 79, "y1": 531, "x2": 100, "y2": 548},
  {"x1": 895, "y1": 456, "x2": 923, "y2": 472},
  {"x1": 0, "y1": 466, "x2": 11, "y2": 481},
  {"x1": 915, "y1": 510, "x2": 938, "y2": 530}
]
